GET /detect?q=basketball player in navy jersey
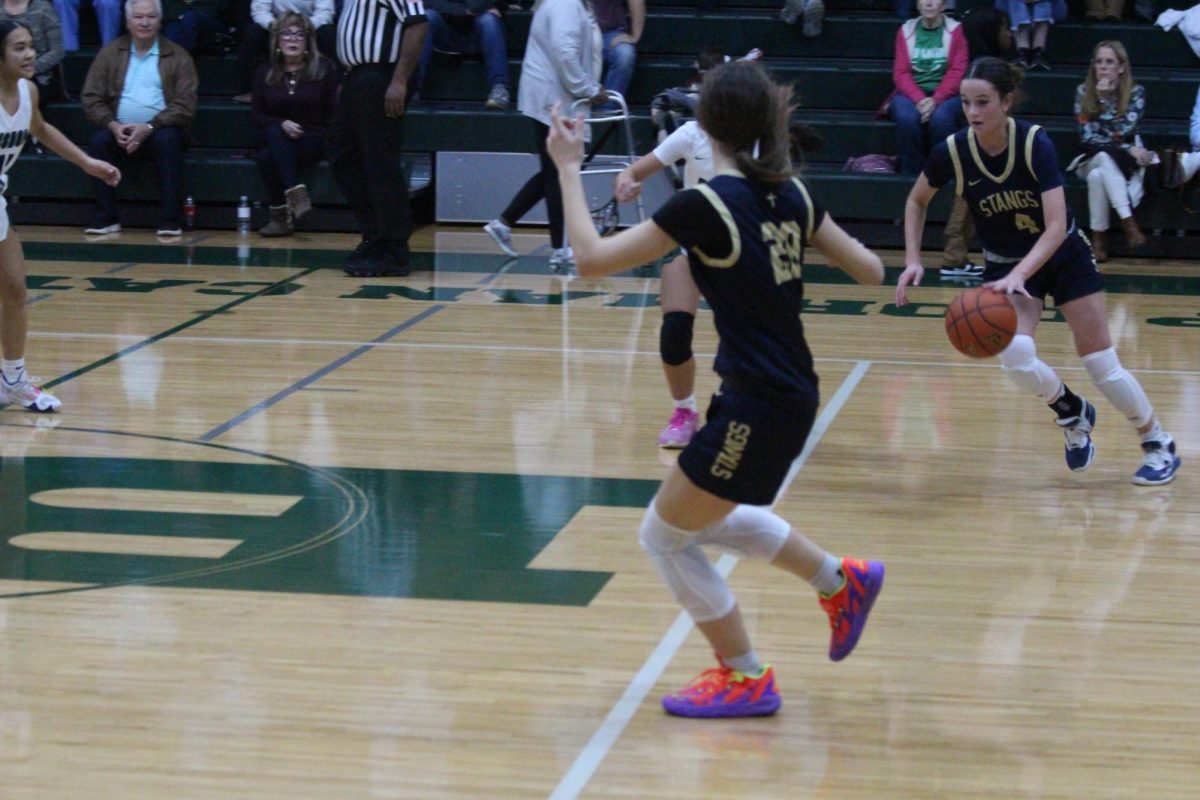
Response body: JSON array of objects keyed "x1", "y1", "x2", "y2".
[
  {"x1": 0, "y1": 20, "x2": 120, "y2": 412},
  {"x1": 546, "y1": 61, "x2": 887, "y2": 719},
  {"x1": 896, "y1": 57, "x2": 1180, "y2": 486}
]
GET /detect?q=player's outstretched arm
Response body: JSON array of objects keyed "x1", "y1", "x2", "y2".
[
  {"x1": 810, "y1": 216, "x2": 883, "y2": 286},
  {"x1": 28, "y1": 84, "x2": 120, "y2": 187},
  {"x1": 548, "y1": 105, "x2": 676, "y2": 277},
  {"x1": 896, "y1": 175, "x2": 937, "y2": 306}
]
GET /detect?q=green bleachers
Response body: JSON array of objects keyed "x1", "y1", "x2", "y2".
[{"x1": 16, "y1": 5, "x2": 1200, "y2": 251}]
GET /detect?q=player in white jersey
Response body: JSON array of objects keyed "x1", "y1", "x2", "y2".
[
  {"x1": 0, "y1": 20, "x2": 120, "y2": 412},
  {"x1": 613, "y1": 120, "x2": 714, "y2": 448}
]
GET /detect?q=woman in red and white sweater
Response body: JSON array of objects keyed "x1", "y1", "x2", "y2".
[{"x1": 886, "y1": 0, "x2": 967, "y2": 175}]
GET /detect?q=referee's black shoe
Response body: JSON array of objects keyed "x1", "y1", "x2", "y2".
[{"x1": 343, "y1": 241, "x2": 410, "y2": 277}]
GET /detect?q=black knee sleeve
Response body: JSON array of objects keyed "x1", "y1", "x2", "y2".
[{"x1": 660, "y1": 311, "x2": 695, "y2": 366}]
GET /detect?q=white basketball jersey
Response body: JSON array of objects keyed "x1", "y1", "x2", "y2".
[{"x1": 0, "y1": 79, "x2": 32, "y2": 194}]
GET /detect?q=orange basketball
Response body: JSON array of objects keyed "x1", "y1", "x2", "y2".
[{"x1": 944, "y1": 287, "x2": 1017, "y2": 358}]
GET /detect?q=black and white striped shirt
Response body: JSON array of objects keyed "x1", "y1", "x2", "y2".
[{"x1": 337, "y1": 0, "x2": 426, "y2": 67}]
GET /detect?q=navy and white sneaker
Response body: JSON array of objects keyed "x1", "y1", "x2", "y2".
[
  {"x1": 1133, "y1": 435, "x2": 1181, "y2": 486},
  {"x1": 1056, "y1": 399, "x2": 1096, "y2": 472},
  {"x1": 940, "y1": 262, "x2": 984, "y2": 278}
]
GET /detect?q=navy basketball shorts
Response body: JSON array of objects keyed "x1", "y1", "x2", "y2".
[
  {"x1": 678, "y1": 385, "x2": 818, "y2": 506},
  {"x1": 983, "y1": 229, "x2": 1104, "y2": 306}
]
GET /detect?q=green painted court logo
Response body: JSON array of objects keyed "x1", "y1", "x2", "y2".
[{"x1": 0, "y1": 427, "x2": 657, "y2": 604}]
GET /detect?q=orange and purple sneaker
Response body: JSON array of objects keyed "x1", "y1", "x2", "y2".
[
  {"x1": 818, "y1": 558, "x2": 885, "y2": 662},
  {"x1": 661, "y1": 662, "x2": 781, "y2": 718}
]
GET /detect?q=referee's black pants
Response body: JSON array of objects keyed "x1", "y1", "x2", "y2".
[{"x1": 327, "y1": 63, "x2": 411, "y2": 253}]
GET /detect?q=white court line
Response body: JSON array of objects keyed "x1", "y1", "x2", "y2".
[
  {"x1": 26, "y1": 331, "x2": 1200, "y2": 377},
  {"x1": 547, "y1": 361, "x2": 873, "y2": 800}
]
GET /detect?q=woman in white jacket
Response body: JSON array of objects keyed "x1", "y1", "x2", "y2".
[{"x1": 484, "y1": 0, "x2": 603, "y2": 269}]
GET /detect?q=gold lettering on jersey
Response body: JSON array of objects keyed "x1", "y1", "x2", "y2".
[
  {"x1": 761, "y1": 221, "x2": 803, "y2": 284},
  {"x1": 710, "y1": 421, "x2": 752, "y2": 480},
  {"x1": 976, "y1": 189, "x2": 1039, "y2": 218}
]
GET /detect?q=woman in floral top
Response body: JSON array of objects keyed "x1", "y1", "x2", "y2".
[{"x1": 1071, "y1": 40, "x2": 1155, "y2": 261}]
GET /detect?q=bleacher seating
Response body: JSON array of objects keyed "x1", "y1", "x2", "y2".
[{"x1": 12, "y1": 0, "x2": 1200, "y2": 257}]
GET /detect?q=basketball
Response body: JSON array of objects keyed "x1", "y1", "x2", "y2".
[{"x1": 944, "y1": 287, "x2": 1017, "y2": 358}]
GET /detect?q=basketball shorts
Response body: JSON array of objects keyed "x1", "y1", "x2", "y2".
[
  {"x1": 983, "y1": 228, "x2": 1103, "y2": 306},
  {"x1": 678, "y1": 381, "x2": 818, "y2": 506}
]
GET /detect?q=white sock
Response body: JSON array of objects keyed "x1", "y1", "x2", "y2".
[
  {"x1": 724, "y1": 651, "x2": 764, "y2": 676},
  {"x1": 2, "y1": 358, "x2": 26, "y2": 384},
  {"x1": 1140, "y1": 421, "x2": 1164, "y2": 444},
  {"x1": 809, "y1": 552, "x2": 843, "y2": 596},
  {"x1": 675, "y1": 395, "x2": 697, "y2": 413}
]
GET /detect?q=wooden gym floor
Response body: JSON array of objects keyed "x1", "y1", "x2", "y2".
[{"x1": 0, "y1": 224, "x2": 1197, "y2": 798}]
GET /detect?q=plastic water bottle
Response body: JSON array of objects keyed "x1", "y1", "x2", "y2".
[
  {"x1": 237, "y1": 195, "x2": 251, "y2": 235},
  {"x1": 184, "y1": 196, "x2": 196, "y2": 230}
]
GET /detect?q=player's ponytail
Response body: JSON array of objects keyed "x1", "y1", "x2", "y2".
[
  {"x1": 966, "y1": 56, "x2": 1026, "y2": 107},
  {"x1": 697, "y1": 61, "x2": 794, "y2": 186}
]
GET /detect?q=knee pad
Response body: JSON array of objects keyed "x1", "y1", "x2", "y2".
[
  {"x1": 999, "y1": 334, "x2": 1063, "y2": 401},
  {"x1": 659, "y1": 311, "x2": 695, "y2": 366},
  {"x1": 1083, "y1": 347, "x2": 1153, "y2": 428},
  {"x1": 696, "y1": 505, "x2": 790, "y2": 562},
  {"x1": 638, "y1": 503, "x2": 735, "y2": 623}
]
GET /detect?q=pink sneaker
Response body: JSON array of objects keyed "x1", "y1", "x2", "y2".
[{"x1": 658, "y1": 407, "x2": 699, "y2": 448}]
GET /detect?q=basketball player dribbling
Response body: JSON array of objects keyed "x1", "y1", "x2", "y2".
[
  {"x1": 547, "y1": 61, "x2": 887, "y2": 718},
  {"x1": 0, "y1": 20, "x2": 121, "y2": 412},
  {"x1": 896, "y1": 57, "x2": 1180, "y2": 486}
]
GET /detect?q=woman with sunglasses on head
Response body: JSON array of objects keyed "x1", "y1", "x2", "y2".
[{"x1": 251, "y1": 12, "x2": 339, "y2": 237}]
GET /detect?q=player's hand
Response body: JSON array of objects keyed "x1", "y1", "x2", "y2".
[
  {"x1": 614, "y1": 169, "x2": 641, "y2": 203},
  {"x1": 85, "y1": 158, "x2": 121, "y2": 187},
  {"x1": 384, "y1": 79, "x2": 407, "y2": 118},
  {"x1": 895, "y1": 263, "x2": 925, "y2": 306},
  {"x1": 984, "y1": 272, "x2": 1032, "y2": 298},
  {"x1": 546, "y1": 102, "x2": 586, "y2": 172}
]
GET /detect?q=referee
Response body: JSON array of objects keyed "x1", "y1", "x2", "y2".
[{"x1": 331, "y1": 0, "x2": 428, "y2": 276}]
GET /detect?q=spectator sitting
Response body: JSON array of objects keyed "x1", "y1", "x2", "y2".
[
  {"x1": 162, "y1": 0, "x2": 229, "y2": 53},
  {"x1": 1069, "y1": 40, "x2": 1154, "y2": 261},
  {"x1": 252, "y1": 12, "x2": 338, "y2": 236},
  {"x1": 415, "y1": 0, "x2": 510, "y2": 109},
  {"x1": 0, "y1": 0, "x2": 66, "y2": 106},
  {"x1": 592, "y1": 0, "x2": 641, "y2": 109},
  {"x1": 780, "y1": 0, "x2": 824, "y2": 37},
  {"x1": 886, "y1": 0, "x2": 966, "y2": 175},
  {"x1": 52, "y1": 0, "x2": 121, "y2": 51},
  {"x1": 1158, "y1": 84, "x2": 1200, "y2": 189},
  {"x1": 80, "y1": 0, "x2": 197, "y2": 236},
  {"x1": 999, "y1": 0, "x2": 1053, "y2": 70},
  {"x1": 233, "y1": 0, "x2": 336, "y2": 103}
]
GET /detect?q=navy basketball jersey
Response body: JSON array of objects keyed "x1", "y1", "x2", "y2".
[
  {"x1": 926, "y1": 118, "x2": 1075, "y2": 260},
  {"x1": 652, "y1": 171, "x2": 826, "y2": 399},
  {"x1": 0, "y1": 79, "x2": 31, "y2": 195}
]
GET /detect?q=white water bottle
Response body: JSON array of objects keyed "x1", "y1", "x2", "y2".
[{"x1": 237, "y1": 195, "x2": 251, "y2": 235}]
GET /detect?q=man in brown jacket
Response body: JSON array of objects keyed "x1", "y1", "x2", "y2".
[{"x1": 80, "y1": 0, "x2": 197, "y2": 236}]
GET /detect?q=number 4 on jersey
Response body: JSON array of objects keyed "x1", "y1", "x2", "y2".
[{"x1": 1014, "y1": 213, "x2": 1041, "y2": 235}]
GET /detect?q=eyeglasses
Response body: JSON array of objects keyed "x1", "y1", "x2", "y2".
[{"x1": 279, "y1": 29, "x2": 309, "y2": 40}]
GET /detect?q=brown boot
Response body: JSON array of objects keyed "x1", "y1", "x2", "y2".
[
  {"x1": 285, "y1": 184, "x2": 312, "y2": 222},
  {"x1": 1120, "y1": 215, "x2": 1146, "y2": 248},
  {"x1": 1084, "y1": 0, "x2": 1105, "y2": 20},
  {"x1": 258, "y1": 205, "x2": 293, "y2": 238},
  {"x1": 1090, "y1": 229, "x2": 1109, "y2": 263}
]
